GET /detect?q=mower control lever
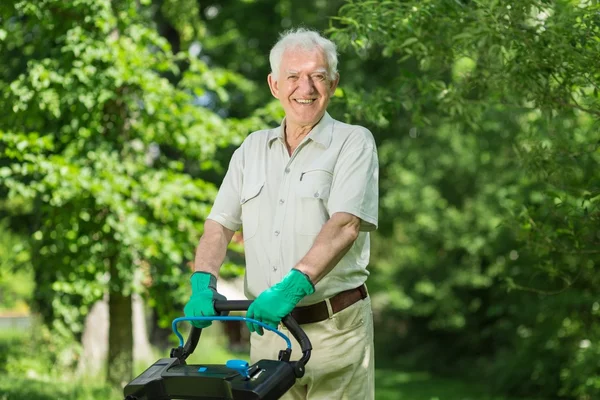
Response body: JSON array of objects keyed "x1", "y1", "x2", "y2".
[{"x1": 226, "y1": 359, "x2": 250, "y2": 379}]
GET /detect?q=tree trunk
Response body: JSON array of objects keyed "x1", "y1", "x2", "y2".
[
  {"x1": 149, "y1": 309, "x2": 172, "y2": 350},
  {"x1": 107, "y1": 273, "x2": 133, "y2": 387}
]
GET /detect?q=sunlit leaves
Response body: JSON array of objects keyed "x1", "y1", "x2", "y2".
[
  {"x1": 332, "y1": 1, "x2": 599, "y2": 396},
  {"x1": 0, "y1": 0, "x2": 257, "y2": 336}
]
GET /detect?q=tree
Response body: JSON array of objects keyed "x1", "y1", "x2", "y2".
[
  {"x1": 0, "y1": 0, "x2": 269, "y2": 386},
  {"x1": 328, "y1": 0, "x2": 600, "y2": 397}
]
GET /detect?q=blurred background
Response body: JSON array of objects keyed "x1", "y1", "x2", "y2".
[{"x1": 0, "y1": 0, "x2": 599, "y2": 399}]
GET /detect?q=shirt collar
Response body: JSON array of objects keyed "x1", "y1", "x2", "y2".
[{"x1": 268, "y1": 112, "x2": 334, "y2": 149}]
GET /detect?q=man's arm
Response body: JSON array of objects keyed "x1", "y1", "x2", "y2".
[
  {"x1": 194, "y1": 145, "x2": 244, "y2": 276},
  {"x1": 193, "y1": 219, "x2": 236, "y2": 276},
  {"x1": 294, "y1": 212, "x2": 360, "y2": 284},
  {"x1": 184, "y1": 219, "x2": 234, "y2": 328},
  {"x1": 296, "y1": 135, "x2": 379, "y2": 285},
  {"x1": 245, "y1": 211, "x2": 360, "y2": 334}
]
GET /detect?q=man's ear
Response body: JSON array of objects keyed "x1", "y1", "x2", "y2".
[
  {"x1": 329, "y1": 72, "x2": 340, "y2": 94},
  {"x1": 267, "y1": 74, "x2": 279, "y2": 99}
]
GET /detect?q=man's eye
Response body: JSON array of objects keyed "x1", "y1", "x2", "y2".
[
  {"x1": 313, "y1": 74, "x2": 325, "y2": 81},
  {"x1": 288, "y1": 75, "x2": 298, "y2": 80}
]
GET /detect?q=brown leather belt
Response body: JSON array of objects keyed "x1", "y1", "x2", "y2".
[{"x1": 290, "y1": 284, "x2": 368, "y2": 325}]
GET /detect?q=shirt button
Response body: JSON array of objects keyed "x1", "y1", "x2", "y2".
[
  {"x1": 285, "y1": 168, "x2": 290, "y2": 173},
  {"x1": 279, "y1": 199, "x2": 285, "y2": 205},
  {"x1": 274, "y1": 230, "x2": 280, "y2": 236},
  {"x1": 241, "y1": 198, "x2": 245, "y2": 203},
  {"x1": 314, "y1": 192, "x2": 319, "y2": 198},
  {"x1": 272, "y1": 266, "x2": 278, "y2": 271}
]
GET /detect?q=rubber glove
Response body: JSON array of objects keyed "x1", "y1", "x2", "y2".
[
  {"x1": 183, "y1": 271, "x2": 227, "y2": 328},
  {"x1": 246, "y1": 269, "x2": 315, "y2": 335}
]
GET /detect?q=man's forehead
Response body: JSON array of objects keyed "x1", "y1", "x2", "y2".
[
  {"x1": 281, "y1": 49, "x2": 328, "y2": 72},
  {"x1": 282, "y1": 46, "x2": 326, "y2": 61}
]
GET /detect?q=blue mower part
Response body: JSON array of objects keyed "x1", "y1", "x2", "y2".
[{"x1": 172, "y1": 316, "x2": 292, "y2": 350}]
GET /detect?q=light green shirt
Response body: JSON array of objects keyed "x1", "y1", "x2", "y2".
[{"x1": 207, "y1": 112, "x2": 379, "y2": 305}]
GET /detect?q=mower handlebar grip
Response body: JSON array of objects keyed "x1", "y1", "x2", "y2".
[
  {"x1": 213, "y1": 300, "x2": 252, "y2": 312},
  {"x1": 281, "y1": 314, "x2": 311, "y2": 350}
]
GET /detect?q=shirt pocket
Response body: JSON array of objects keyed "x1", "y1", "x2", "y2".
[
  {"x1": 240, "y1": 181, "x2": 264, "y2": 241},
  {"x1": 295, "y1": 169, "x2": 332, "y2": 235}
]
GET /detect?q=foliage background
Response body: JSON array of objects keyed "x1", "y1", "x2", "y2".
[{"x1": 0, "y1": 0, "x2": 598, "y2": 399}]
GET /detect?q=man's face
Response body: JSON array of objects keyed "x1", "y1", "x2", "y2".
[{"x1": 268, "y1": 47, "x2": 339, "y2": 129}]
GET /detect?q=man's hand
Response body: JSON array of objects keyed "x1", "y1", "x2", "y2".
[
  {"x1": 246, "y1": 269, "x2": 315, "y2": 335},
  {"x1": 184, "y1": 271, "x2": 227, "y2": 328}
]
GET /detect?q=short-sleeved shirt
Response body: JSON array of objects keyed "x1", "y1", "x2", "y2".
[{"x1": 207, "y1": 112, "x2": 379, "y2": 305}]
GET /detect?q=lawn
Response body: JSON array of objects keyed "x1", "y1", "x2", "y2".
[
  {"x1": 0, "y1": 369, "x2": 527, "y2": 400},
  {"x1": 0, "y1": 375, "x2": 120, "y2": 400},
  {"x1": 375, "y1": 369, "x2": 526, "y2": 400}
]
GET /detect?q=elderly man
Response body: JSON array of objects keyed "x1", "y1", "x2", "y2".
[{"x1": 184, "y1": 28, "x2": 378, "y2": 399}]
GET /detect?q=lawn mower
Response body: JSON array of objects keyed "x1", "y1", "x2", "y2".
[{"x1": 123, "y1": 300, "x2": 312, "y2": 400}]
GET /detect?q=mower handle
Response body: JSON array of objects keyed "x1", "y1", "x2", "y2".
[{"x1": 175, "y1": 300, "x2": 312, "y2": 373}]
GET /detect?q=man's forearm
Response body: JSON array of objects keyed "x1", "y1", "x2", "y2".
[
  {"x1": 294, "y1": 212, "x2": 360, "y2": 285},
  {"x1": 194, "y1": 219, "x2": 235, "y2": 276}
]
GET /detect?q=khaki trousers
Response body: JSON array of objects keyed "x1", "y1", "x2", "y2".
[{"x1": 250, "y1": 297, "x2": 375, "y2": 400}]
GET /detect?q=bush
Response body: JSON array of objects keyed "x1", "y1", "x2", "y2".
[
  {"x1": 0, "y1": 323, "x2": 81, "y2": 378},
  {"x1": 0, "y1": 327, "x2": 118, "y2": 400}
]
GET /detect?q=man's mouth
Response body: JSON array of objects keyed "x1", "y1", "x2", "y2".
[{"x1": 294, "y1": 99, "x2": 316, "y2": 104}]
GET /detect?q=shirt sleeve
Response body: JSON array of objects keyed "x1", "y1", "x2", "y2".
[
  {"x1": 327, "y1": 140, "x2": 379, "y2": 232},
  {"x1": 206, "y1": 147, "x2": 244, "y2": 231}
]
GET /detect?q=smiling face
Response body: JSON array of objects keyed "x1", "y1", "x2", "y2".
[{"x1": 267, "y1": 46, "x2": 339, "y2": 132}]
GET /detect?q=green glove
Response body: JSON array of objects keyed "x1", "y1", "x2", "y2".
[
  {"x1": 183, "y1": 271, "x2": 227, "y2": 328},
  {"x1": 246, "y1": 269, "x2": 315, "y2": 335}
]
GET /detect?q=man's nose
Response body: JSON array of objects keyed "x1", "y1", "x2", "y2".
[{"x1": 297, "y1": 75, "x2": 316, "y2": 93}]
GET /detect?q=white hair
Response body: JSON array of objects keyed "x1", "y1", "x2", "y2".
[{"x1": 269, "y1": 28, "x2": 338, "y2": 82}]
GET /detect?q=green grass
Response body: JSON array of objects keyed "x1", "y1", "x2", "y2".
[
  {"x1": 0, "y1": 328, "x2": 118, "y2": 399},
  {"x1": 375, "y1": 369, "x2": 525, "y2": 400},
  {"x1": 0, "y1": 369, "x2": 527, "y2": 400},
  {"x1": 0, "y1": 375, "x2": 120, "y2": 400}
]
